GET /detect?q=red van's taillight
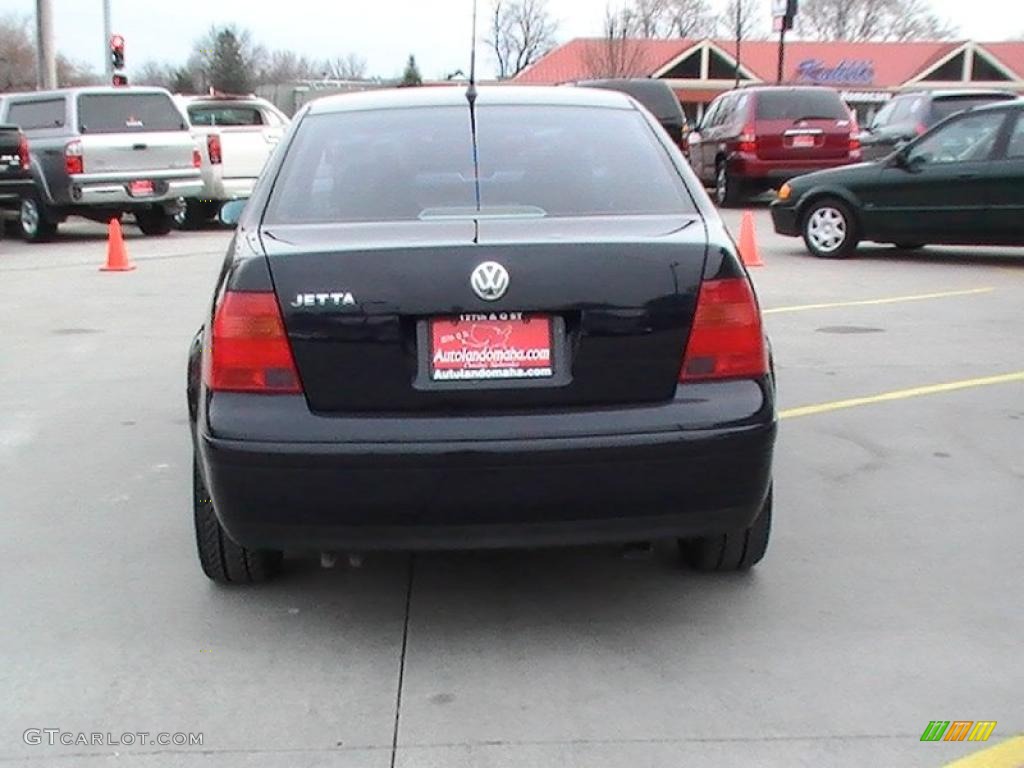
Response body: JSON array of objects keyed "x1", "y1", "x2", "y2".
[
  {"x1": 205, "y1": 291, "x2": 302, "y2": 394},
  {"x1": 18, "y1": 134, "x2": 30, "y2": 170},
  {"x1": 64, "y1": 140, "x2": 83, "y2": 174},
  {"x1": 679, "y1": 278, "x2": 768, "y2": 382},
  {"x1": 737, "y1": 125, "x2": 758, "y2": 154},
  {"x1": 207, "y1": 134, "x2": 222, "y2": 165}
]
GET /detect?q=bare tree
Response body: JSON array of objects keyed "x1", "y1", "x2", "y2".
[
  {"x1": 135, "y1": 60, "x2": 178, "y2": 89},
  {"x1": 0, "y1": 13, "x2": 97, "y2": 91},
  {"x1": 489, "y1": 0, "x2": 559, "y2": 80},
  {"x1": 323, "y1": 53, "x2": 368, "y2": 80},
  {"x1": 719, "y1": 0, "x2": 767, "y2": 42},
  {"x1": 259, "y1": 49, "x2": 319, "y2": 83},
  {"x1": 797, "y1": 0, "x2": 956, "y2": 41},
  {"x1": 583, "y1": 5, "x2": 648, "y2": 78},
  {"x1": 666, "y1": 0, "x2": 715, "y2": 37}
]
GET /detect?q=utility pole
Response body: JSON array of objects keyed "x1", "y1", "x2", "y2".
[
  {"x1": 776, "y1": 26, "x2": 786, "y2": 84},
  {"x1": 103, "y1": 0, "x2": 113, "y2": 78},
  {"x1": 35, "y1": 0, "x2": 57, "y2": 89},
  {"x1": 734, "y1": 0, "x2": 742, "y2": 88}
]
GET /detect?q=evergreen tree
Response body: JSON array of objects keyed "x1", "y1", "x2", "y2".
[
  {"x1": 400, "y1": 55, "x2": 423, "y2": 87},
  {"x1": 208, "y1": 28, "x2": 252, "y2": 93}
]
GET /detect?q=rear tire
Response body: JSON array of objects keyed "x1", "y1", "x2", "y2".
[
  {"x1": 715, "y1": 161, "x2": 744, "y2": 208},
  {"x1": 801, "y1": 197, "x2": 859, "y2": 259},
  {"x1": 20, "y1": 195, "x2": 58, "y2": 243},
  {"x1": 680, "y1": 488, "x2": 772, "y2": 572},
  {"x1": 193, "y1": 458, "x2": 283, "y2": 584},
  {"x1": 174, "y1": 199, "x2": 215, "y2": 230},
  {"x1": 136, "y1": 208, "x2": 172, "y2": 236}
]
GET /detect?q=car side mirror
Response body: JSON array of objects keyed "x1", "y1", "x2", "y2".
[{"x1": 219, "y1": 199, "x2": 247, "y2": 226}]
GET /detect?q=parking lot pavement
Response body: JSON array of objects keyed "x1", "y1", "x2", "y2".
[{"x1": 2, "y1": 214, "x2": 1022, "y2": 767}]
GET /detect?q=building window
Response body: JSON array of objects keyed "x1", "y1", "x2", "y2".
[
  {"x1": 921, "y1": 52, "x2": 965, "y2": 82},
  {"x1": 708, "y1": 49, "x2": 746, "y2": 80},
  {"x1": 971, "y1": 53, "x2": 1011, "y2": 81},
  {"x1": 661, "y1": 52, "x2": 701, "y2": 79}
]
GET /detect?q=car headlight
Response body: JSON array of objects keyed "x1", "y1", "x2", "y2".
[{"x1": 777, "y1": 183, "x2": 792, "y2": 201}]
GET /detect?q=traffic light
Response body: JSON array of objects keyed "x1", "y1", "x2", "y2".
[
  {"x1": 112, "y1": 73, "x2": 129, "y2": 87},
  {"x1": 110, "y1": 34, "x2": 125, "y2": 71}
]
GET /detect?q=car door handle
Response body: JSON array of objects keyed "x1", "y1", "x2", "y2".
[{"x1": 132, "y1": 143, "x2": 148, "y2": 151}]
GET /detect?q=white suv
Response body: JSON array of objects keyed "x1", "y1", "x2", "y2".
[{"x1": 174, "y1": 95, "x2": 289, "y2": 228}]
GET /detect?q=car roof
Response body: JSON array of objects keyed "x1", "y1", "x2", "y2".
[
  {"x1": 574, "y1": 79, "x2": 684, "y2": 122},
  {"x1": 733, "y1": 85, "x2": 841, "y2": 94},
  {"x1": 306, "y1": 85, "x2": 635, "y2": 116},
  {"x1": 897, "y1": 88, "x2": 1018, "y2": 100},
  {"x1": 3, "y1": 86, "x2": 173, "y2": 101}
]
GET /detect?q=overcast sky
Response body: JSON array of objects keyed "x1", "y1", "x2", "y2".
[{"x1": 5, "y1": 0, "x2": 1024, "y2": 80}]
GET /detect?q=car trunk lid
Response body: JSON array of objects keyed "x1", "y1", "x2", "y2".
[{"x1": 260, "y1": 215, "x2": 708, "y2": 413}]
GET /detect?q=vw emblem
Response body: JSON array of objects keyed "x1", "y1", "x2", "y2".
[{"x1": 470, "y1": 261, "x2": 510, "y2": 302}]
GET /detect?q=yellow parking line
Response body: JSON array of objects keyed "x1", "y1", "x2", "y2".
[
  {"x1": 942, "y1": 735, "x2": 1024, "y2": 768},
  {"x1": 764, "y1": 287, "x2": 994, "y2": 315},
  {"x1": 780, "y1": 371, "x2": 1024, "y2": 420}
]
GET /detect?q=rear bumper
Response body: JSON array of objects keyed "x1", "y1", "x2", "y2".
[
  {"x1": 198, "y1": 176, "x2": 256, "y2": 202},
  {"x1": 197, "y1": 382, "x2": 777, "y2": 551},
  {"x1": 72, "y1": 176, "x2": 203, "y2": 206},
  {"x1": 728, "y1": 153, "x2": 855, "y2": 185}
]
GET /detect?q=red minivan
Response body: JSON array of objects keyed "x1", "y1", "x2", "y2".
[{"x1": 689, "y1": 86, "x2": 861, "y2": 206}]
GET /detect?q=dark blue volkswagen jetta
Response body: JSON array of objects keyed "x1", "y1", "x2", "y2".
[{"x1": 186, "y1": 85, "x2": 777, "y2": 584}]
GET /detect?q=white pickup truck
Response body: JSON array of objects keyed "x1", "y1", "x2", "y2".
[{"x1": 174, "y1": 95, "x2": 289, "y2": 228}]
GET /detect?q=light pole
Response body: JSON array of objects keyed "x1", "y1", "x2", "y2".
[
  {"x1": 35, "y1": 0, "x2": 57, "y2": 89},
  {"x1": 103, "y1": 0, "x2": 113, "y2": 78}
]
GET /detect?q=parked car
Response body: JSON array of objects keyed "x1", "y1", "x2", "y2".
[
  {"x1": 0, "y1": 123, "x2": 36, "y2": 238},
  {"x1": 174, "y1": 94, "x2": 289, "y2": 228},
  {"x1": 0, "y1": 86, "x2": 202, "y2": 242},
  {"x1": 771, "y1": 100, "x2": 1024, "y2": 258},
  {"x1": 186, "y1": 85, "x2": 777, "y2": 584},
  {"x1": 688, "y1": 86, "x2": 861, "y2": 206},
  {"x1": 576, "y1": 79, "x2": 690, "y2": 153},
  {"x1": 859, "y1": 89, "x2": 1018, "y2": 162}
]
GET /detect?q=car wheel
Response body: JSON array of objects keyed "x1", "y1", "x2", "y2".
[
  {"x1": 136, "y1": 208, "x2": 173, "y2": 236},
  {"x1": 715, "y1": 162, "x2": 743, "y2": 208},
  {"x1": 802, "y1": 198, "x2": 859, "y2": 259},
  {"x1": 680, "y1": 487, "x2": 772, "y2": 572},
  {"x1": 892, "y1": 243, "x2": 926, "y2": 251},
  {"x1": 174, "y1": 199, "x2": 215, "y2": 230},
  {"x1": 193, "y1": 458, "x2": 283, "y2": 584},
  {"x1": 20, "y1": 196, "x2": 58, "y2": 243}
]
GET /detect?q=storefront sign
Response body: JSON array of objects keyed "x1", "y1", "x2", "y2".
[{"x1": 795, "y1": 59, "x2": 875, "y2": 85}]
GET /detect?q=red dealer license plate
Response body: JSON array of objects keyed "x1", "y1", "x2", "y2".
[
  {"x1": 791, "y1": 134, "x2": 816, "y2": 148},
  {"x1": 129, "y1": 180, "x2": 155, "y2": 197},
  {"x1": 429, "y1": 313, "x2": 554, "y2": 381}
]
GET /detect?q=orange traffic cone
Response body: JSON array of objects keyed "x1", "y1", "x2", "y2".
[
  {"x1": 737, "y1": 210, "x2": 763, "y2": 268},
  {"x1": 100, "y1": 218, "x2": 135, "y2": 272}
]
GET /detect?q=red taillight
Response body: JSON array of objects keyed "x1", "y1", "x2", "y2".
[
  {"x1": 18, "y1": 134, "x2": 30, "y2": 170},
  {"x1": 849, "y1": 118, "x2": 862, "y2": 157},
  {"x1": 192, "y1": 148, "x2": 202, "y2": 168},
  {"x1": 915, "y1": 122, "x2": 927, "y2": 136},
  {"x1": 737, "y1": 125, "x2": 757, "y2": 154},
  {"x1": 207, "y1": 134, "x2": 222, "y2": 165},
  {"x1": 64, "y1": 139, "x2": 83, "y2": 175},
  {"x1": 205, "y1": 291, "x2": 302, "y2": 394},
  {"x1": 679, "y1": 278, "x2": 767, "y2": 382}
]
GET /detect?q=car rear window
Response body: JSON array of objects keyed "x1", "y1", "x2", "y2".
[
  {"x1": 188, "y1": 105, "x2": 265, "y2": 127},
  {"x1": 78, "y1": 93, "x2": 186, "y2": 134},
  {"x1": 930, "y1": 96, "x2": 1015, "y2": 123},
  {"x1": 6, "y1": 99, "x2": 65, "y2": 130},
  {"x1": 754, "y1": 90, "x2": 848, "y2": 121},
  {"x1": 265, "y1": 105, "x2": 693, "y2": 225}
]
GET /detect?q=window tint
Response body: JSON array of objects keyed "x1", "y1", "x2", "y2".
[
  {"x1": 7, "y1": 99, "x2": 65, "y2": 130},
  {"x1": 189, "y1": 105, "x2": 265, "y2": 127},
  {"x1": 78, "y1": 93, "x2": 186, "y2": 134},
  {"x1": 1006, "y1": 115, "x2": 1024, "y2": 159},
  {"x1": 908, "y1": 111, "x2": 1006, "y2": 165},
  {"x1": 265, "y1": 105, "x2": 692, "y2": 225},
  {"x1": 930, "y1": 96, "x2": 1014, "y2": 123},
  {"x1": 869, "y1": 99, "x2": 896, "y2": 129},
  {"x1": 754, "y1": 89, "x2": 848, "y2": 121}
]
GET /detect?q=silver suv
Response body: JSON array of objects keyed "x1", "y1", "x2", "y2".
[{"x1": 0, "y1": 86, "x2": 203, "y2": 242}]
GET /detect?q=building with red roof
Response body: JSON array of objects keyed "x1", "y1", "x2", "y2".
[{"x1": 514, "y1": 38, "x2": 1024, "y2": 122}]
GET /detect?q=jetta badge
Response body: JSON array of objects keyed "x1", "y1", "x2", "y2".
[
  {"x1": 470, "y1": 261, "x2": 509, "y2": 302},
  {"x1": 289, "y1": 292, "x2": 357, "y2": 309}
]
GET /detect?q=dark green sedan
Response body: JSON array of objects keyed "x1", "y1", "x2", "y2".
[{"x1": 771, "y1": 99, "x2": 1024, "y2": 258}]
